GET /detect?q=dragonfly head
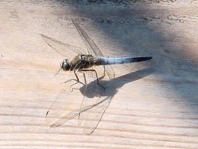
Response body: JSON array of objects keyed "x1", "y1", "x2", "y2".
[{"x1": 60, "y1": 59, "x2": 70, "y2": 71}]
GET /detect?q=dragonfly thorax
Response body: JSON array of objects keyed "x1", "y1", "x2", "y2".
[{"x1": 60, "y1": 59, "x2": 71, "y2": 71}]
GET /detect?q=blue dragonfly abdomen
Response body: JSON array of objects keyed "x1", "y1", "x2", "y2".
[{"x1": 98, "y1": 56, "x2": 152, "y2": 65}]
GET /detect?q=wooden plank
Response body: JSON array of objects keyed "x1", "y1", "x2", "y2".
[{"x1": 0, "y1": 1, "x2": 198, "y2": 148}]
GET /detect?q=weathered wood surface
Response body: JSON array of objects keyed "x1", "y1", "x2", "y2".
[{"x1": 0, "y1": 1, "x2": 198, "y2": 148}]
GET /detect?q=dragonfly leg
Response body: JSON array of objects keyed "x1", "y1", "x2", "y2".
[
  {"x1": 74, "y1": 70, "x2": 80, "y2": 82},
  {"x1": 79, "y1": 71, "x2": 87, "y2": 85},
  {"x1": 81, "y1": 69, "x2": 105, "y2": 90},
  {"x1": 103, "y1": 65, "x2": 106, "y2": 78},
  {"x1": 61, "y1": 79, "x2": 78, "y2": 84},
  {"x1": 68, "y1": 71, "x2": 84, "y2": 91},
  {"x1": 73, "y1": 61, "x2": 87, "y2": 84},
  {"x1": 60, "y1": 61, "x2": 82, "y2": 85},
  {"x1": 69, "y1": 62, "x2": 87, "y2": 91}
]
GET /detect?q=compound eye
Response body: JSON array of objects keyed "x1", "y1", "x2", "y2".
[{"x1": 60, "y1": 59, "x2": 70, "y2": 71}]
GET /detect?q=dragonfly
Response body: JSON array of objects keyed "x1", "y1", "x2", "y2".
[{"x1": 42, "y1": 19, "x2": 152, "y2": 134}]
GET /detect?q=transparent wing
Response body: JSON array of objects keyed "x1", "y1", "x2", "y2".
[
  {"x1": 46, "y1": 68, "x2": 112, "y2": 134},
  {"x1": 41, "y1": 34, "x2": 83, "y2": 57},
  {"x1": 48, "y1": 95, "x2": 111, "y2": 130},
  {"x1": 82, "y1": 96, "x2": 112, "y2": 134},
  {"x1": 78, "y1": 69, "x2": 112, "y2": 134},
  {"x1": 45, "y1": 71, "x2": 85, "y2": 127},
  {"x1": 72, "y1": 19, "x2": 115, "y2": 79}
]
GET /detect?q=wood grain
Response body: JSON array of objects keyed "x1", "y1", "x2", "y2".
[{"x1": 0, "y1": 1, "x2": 198, "y2": 148}]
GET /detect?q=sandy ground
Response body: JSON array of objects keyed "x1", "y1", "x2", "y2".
[{"x1": 0, "y1": 0, "x2": 198, "y2": 148}]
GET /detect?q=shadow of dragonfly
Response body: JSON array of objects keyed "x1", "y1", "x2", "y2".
[{"x1": 41, "y1": 18, "x2": 152, "y2": 134}]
